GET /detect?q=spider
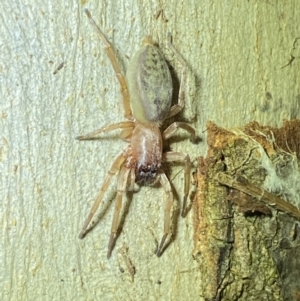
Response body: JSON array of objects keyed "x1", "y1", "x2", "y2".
[{"x1": 78, "y1": 9, "x2": 196, "y2": 258}]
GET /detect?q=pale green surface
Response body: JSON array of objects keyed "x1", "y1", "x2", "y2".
[{"x1": 1, "y1": 1, "x2": 300, "y2": 300}]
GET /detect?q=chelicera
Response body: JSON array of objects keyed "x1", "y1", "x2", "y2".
[{"x1": 78, "y1": 9, "x2": 196, "y2": 258}]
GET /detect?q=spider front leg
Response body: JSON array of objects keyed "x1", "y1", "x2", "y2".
[
  {"x1": 107, "y1": 165, "x2": 131, "y2": 258},
  {"x1": 157, "y1": 172, "x2": 174, "y2": 257},
  {"x1": 163, "y1": 121, "x2": 196, "y2": 143},
  {"x1": 163, "y1": 151, "x2": 191, "y2": 217},
  {"x1": 76, "y1": 121, "x2": 134, "y2": 140},
  {"x1": 78, "y1": 148, "x2": 130, "y2": 239},
  {"x1": 84, "y1": 9, "x2": 132, "y2": 120}
]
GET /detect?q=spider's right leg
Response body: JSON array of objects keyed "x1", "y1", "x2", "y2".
[
  {"x1": 78, "y1": 148, "x2": 131, "y2": 239},
  {"x1": 166, "y1": 33, "x2": 187, "y2": 119},
  {"x1": 162, "y1": 121, "x2": 196, "y2": 142},
  {"x1": 84, "y1": 9, "x2": 132, "y2": 120},
  {"x1": 163, "y1": 151, "x2": 191, "y2": 217},
  {"x1": 76, "y1": 121, "x2": 134, "y2": 140},
  {"x1": 156, "y1": 172, "x2": 174, "y2": 257},
  {"x1": 107, "y1": 165, "x2": 131, "y2": 258}
]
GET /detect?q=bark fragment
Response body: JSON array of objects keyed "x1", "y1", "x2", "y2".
[{"x1": 193, "y1": 120, "x2": 300, "y2": 300}]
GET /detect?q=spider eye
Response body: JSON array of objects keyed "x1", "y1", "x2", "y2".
[{"x1": 150, "y1": 165, "x2": 157, "y2": 173}]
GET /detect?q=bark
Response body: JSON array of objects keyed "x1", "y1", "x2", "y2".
[{"x1": 193, "y1": 121, "x2": 300, "y2": 300}]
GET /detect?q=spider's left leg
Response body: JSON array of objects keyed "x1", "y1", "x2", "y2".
[
  {"x1": 163, "y1": 151, "x2": 191, "y2": 217},
  {"x1": 166, "y1": 33, "x2": 187, "y2": 119},
  {"x1": 84, "y1": 9, "x2": 132, "y2": 120},
  {"x1": 163, "y1": 122, "x2": 196, "y2": 142},
  {"x1": 157, "y1": 172, "x2": 174, "y2": 257},
  {"x1": 107, "y1": 165, "x2": 131, "y2": 258},
  {"x1": 76, "y1": 121, "x2": 134, "y2": 140},
  {"x1": 78, "y1": 148, "x2": 130, "y2": 239}
]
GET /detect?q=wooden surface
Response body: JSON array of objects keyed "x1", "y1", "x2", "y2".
[{"x1": 1, "y1": 1, "x2": 300, "y2": 300}]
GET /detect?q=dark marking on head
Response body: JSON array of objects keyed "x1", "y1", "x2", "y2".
[{"x1": 136, "y1": 163, "x2": 160, "y2": 185}]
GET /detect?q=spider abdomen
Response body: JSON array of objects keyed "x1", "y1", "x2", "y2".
[{"x1": 127, "y1": 36, "x2": 173, "y2": 124}]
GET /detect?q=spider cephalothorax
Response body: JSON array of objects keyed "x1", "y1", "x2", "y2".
[
  {"x1": 77, "y1": 9, "x2": 196, "y2": 258},
  {"x1": 130, "y1": 123, "x2": 162, "y2": 185}
]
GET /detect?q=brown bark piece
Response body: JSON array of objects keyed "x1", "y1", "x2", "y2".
[{"x1": 193, "y1": 120, "x2": 300, "y2": 300}]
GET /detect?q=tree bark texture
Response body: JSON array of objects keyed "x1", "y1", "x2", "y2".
[{"x1": 193, "y1": 121, "x2": 300, "y2": 300}]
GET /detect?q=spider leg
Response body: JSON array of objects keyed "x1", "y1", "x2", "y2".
[
  {"x1": 128, "y1": 168, "x2": 136, "y2": 191},
  {"x1": 166, "y1": 33, "x2": 187, "y2": 119},
  {"x1": 107, "y1": 165, "x2": 131, "y2": 258},
  {"x1": 76, "y1": 121, "x2": 134, "y2": 140},
  {"x1": 156, "y1": 172, "x2": 174, "y2": 257},
  {"x1": 162, "y1": 121, "x2": 196, "y2": 142},
  {"x1": 84, "y1": 9, "x2": 133, "y2": 120},
  {"x1": 163, "y1": 151, "x2": 191, "y2": 217},
  {"x1": 78, "y1": 148, "x2": 130, "y2": 239}
]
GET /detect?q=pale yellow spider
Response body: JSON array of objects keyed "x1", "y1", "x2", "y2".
[{"x1": 78, "y1": 9, "x2": 196, "y2": 258}]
